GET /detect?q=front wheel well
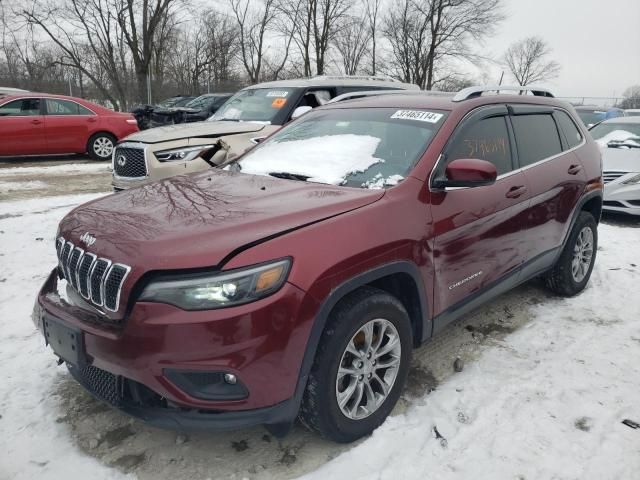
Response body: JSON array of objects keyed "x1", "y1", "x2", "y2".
[{"x1": 367, "y1": 272, "x2": 424, "y2": 347}]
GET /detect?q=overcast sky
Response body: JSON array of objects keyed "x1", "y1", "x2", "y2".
[{"x1": 479, "y1": 0, "x2": 640, "y2": 100}]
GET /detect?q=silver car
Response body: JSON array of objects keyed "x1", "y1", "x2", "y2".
[{"x1": 601, "y1": 142, "x2": 640, "y2": 216}]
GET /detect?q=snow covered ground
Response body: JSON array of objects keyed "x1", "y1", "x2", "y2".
[{"x1": 1, "y1": 175, "x2": 639, "y2": 480}]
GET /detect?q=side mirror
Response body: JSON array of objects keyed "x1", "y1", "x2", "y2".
[
  {"x1": 291, "y1": 106, "x2": 313, "y2": 120},
  {"x1": 433, "y1": 158, "x2": 497, "y2": 189}
]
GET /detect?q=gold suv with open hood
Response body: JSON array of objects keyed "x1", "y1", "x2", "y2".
[{"x1": 111, "y1": 76, "x2": 418, "y2": 190}]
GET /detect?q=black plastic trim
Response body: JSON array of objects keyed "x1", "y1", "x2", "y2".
[
  {"x1": 288, "y1": 260, "x2": 430, "y2": 420},
  {"x1": 67, "y1": 364, "x2": 296, "y2": 431},
  {"x1": 431, "y1": 247, "x2": 559, "y2": 335}
]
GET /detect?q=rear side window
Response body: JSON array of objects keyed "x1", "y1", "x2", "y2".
[
  {"x1": 555, "y1": 111, "x2": 583, "y2": 149},
  {"x1": 446, "y1": 116, "x2": 513, "y2": 175},
  {"x1": 0, "y1": 98, "x2": 40, "y2": 116},
  {"x1": 45, "y1": 99, "x2": 93, "y2": 115},
  {"x1": 511, "y1": 114, "x2": 562, "y2": 167}
]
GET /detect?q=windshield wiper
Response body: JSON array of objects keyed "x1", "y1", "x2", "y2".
[{"x1": 268, "y1": 172, "x2": 310, "y2": 181}]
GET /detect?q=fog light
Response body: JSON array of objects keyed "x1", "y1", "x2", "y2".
[{"x1": 224, "y1": 373, "x2": 237, "y2": 385}]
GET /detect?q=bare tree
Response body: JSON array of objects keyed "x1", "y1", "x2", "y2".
[
  {"x1": 230, "y1": 0, "x2": 274, "y2": 83},
  {"x1": 619, "y1": 85, "x2": 640, "y2": 109},
  {"x1": 114, "y1": 0, "x2": 181, "y2": 103},
  {"x1": 364, "y1": 0, "x2": 381, "y2": 75},
  {"x1": 383, "y1": 0, "x2": 503, "y2": 89},
  {"x1": 21, "y1": 0, "x2": 134, "y2": 109},
  {"x1": 504, "y1": 36, "x2": 560, "y2": 86},
  {"x1": 333, "y1": 15, "x2": 370, "y2": 75},
  {"x1": 278, "y1": 0, "x2": 349, "y2": 76}
]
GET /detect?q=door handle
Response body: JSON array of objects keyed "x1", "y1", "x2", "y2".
[
  {"x1": 31, "y1": 119, "x2": 42, "y2": 125},
  {"x1": 568, "y1": 164, "x2": 583, "y2": 175},
  {"x1": 88, "y1": 117, "x2": 97, "y2": 123},
  {"x1": 506, "y1": 185, "x2": 527, "y2": 199}
]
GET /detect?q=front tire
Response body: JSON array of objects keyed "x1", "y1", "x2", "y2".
[
  {"x1": 545, "y1": 211, "x2": 598, "y2": 296},
  {"x1": 299, "y1": 287, "x2": 412, "y2": 443},
  {"x1": 87, "y1": 133, "x2": 116, "y2": 161}
]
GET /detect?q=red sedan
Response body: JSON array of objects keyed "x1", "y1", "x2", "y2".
[{"x1": 0, "y1": 93, "x2": 139, "y2": 160}]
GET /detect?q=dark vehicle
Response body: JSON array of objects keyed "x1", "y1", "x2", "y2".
[
  {"x1": 149, "y1": 93, "x2": 233, "y2": 128},
  {"x1": 35, "y1": 85, "x2": 603, "y2": 443},
  {"x1": 131, "y1": 96, "x2": 196, "y2": 130}
]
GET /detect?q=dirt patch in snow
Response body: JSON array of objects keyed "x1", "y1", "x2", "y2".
[{"x1": 0, "y1": 157, "x2": 111, "y2": 200}]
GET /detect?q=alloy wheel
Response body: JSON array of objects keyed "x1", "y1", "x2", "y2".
[
  {"x1": 572, "y1": 226, "x2": 594, "y2": 282},
  {"x1": 335, "y1": 318, "x2": 402, "y2": 420},
  {"x1": 93, "y1": 137, "x2": 114, "y2": 159}
]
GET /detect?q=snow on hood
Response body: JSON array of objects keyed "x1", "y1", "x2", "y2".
[
  {"x1": 595, "y1": 130, "x2": 640, "y2": 148},
  {"x1": 238, "y1": 134, "x2": 384, "y2": 185}
]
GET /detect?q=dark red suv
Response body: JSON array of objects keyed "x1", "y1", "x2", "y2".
[{"x1": 34, "y1": 86, "x2": 603, "y2": 443}]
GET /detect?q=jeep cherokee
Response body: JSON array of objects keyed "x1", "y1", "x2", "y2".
[{"x1": 34, "y1": 85, "x2": 603, "y2": 443}]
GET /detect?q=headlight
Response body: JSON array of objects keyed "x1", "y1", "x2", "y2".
[
  {"x1": 622, "y1": 173, "x2": 640, "y2": 185},
  {"x1": 155, "y1": 145, "x2": 214, "y2": 162},
  {"x1": 139, "y1": 259, "x2": 291, "y2": 310}
]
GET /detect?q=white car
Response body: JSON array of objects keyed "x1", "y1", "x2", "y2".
[
  {"x1": 601, "y1": 142, "x2": 640, "y2": 216},
  {"x1": 589, "y1": 116, "x2": 640, "y2": 148}
]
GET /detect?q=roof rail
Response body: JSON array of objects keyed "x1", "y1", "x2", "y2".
[
  {"x1": 327, "y1": 89, "x2": 453, "y2": 104},
  {"x1": 452, "y1": 85, "x2": 555, "y2": 102},
  {"x1": 312, "y1": 75, "x2": 401, "y2": 83}
]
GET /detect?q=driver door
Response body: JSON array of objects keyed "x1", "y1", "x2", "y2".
[{"x1": 430, "y1": 105, "x2": 532, "y2": 318}]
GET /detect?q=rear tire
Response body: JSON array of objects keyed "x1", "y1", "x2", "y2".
[
  {"x1": 87, "y1": 132, "x2": 116, "y2": 161},
  {"x1": 299, "y1": 286, "x2": 412, "y2": 443},
  {"x1": 545, "y1": 211, "x2": 597, "y2": 296}
]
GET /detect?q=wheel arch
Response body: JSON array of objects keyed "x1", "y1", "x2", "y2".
[
  {"x1": 291, "y1": 261, "x2": 429, "y2": 415},
  {"x1": 564, "y1": 190, "x2": 603, "y2": 243}
]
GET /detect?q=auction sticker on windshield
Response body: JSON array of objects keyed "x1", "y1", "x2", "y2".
[
  {"x1": 266, "y1": 91, "x2": 289, "y2": 97},
  {"x1": 391, "y1": 110, "x2": 444, "y2": 123}
]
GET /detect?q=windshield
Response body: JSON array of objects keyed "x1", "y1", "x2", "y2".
[
  {"x1": 157, "y1": 97, "x2": 183, "y2": 108},
  {"x1": 185, "y1": 95, "x2": 216, "y2": 109},
  {"x1": 589, "y1": 122, "x2": 640, "y2": 146},
  {"x1": 210, "y1": 88, "x2": 295, "y2": 123},
  {"x1": 237, "y1": 107, "x2": 448, "y2": 188}
]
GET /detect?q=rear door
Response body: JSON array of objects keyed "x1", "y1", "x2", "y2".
[
  {"x1": 509, "y1": 105, "x2": 587, "y2": 266},
  {"x1": 43, "y1": 98, "x2": 96, "y2": 153},
  {"x1": 431, "y1": 105, "x2": 532, "y2": 315},
  {"x1": 0, "y1": 98, "x2": 46, "y2": 155}
]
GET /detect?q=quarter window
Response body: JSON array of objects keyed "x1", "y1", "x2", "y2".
[
  {"x1": 45, "y1": 99, "x2": 93, "y2": 115},
  {"x1": 555, "y1": 111, "x2": 583, "y2": 149},
  {"x1": 446, "y1": 116, "x2": 513, "y2": 175},
  {"x1": 511, "y1": 114, "x2": 563, "y2": 167},
  {"x1": 0, "y1": 98, "x2": 41, "y2": 116}
]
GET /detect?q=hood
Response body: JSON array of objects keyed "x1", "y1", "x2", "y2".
[
  {"x1": 124, "y1": 121, "x2": 267, "y2": 144},
  {"x1": 59, "y1": 170, "x2": 384, "y2": 272},
  {"x1": 601, "y1": 147, "x2": 640, "y2": 173}
]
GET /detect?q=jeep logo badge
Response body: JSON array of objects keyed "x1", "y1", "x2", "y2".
[
  {"x1": 80, "y1": 232, "x2": 96, "y2": 247},
  {"x1": 117, "y1": 155, "x2": 127, "y2": 167}
]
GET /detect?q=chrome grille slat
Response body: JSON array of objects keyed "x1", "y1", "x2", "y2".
[
  {"x1": 78, "y1": 253, "x2": 97, "y2": 299},
  {"x1": 603, "y1": 171, "x2": 627, "y2": 184},
  {"x1": 55, "y1": 236, "x2": 131, "y2": 315},
  {"x1": 68, "y1": 247, "x2": 84, "y2": 290},
  {"x1": 113, "y1": 146, "x2": 147, "y2": 178},
  {"x1": 89, "y1": 259, "x2": 111, "y2": 306},
  {"x1": 104, "y1": 264, "x2": 131, "y2": 312},
  {"x1": 61, "y1": 241, "x2": 73, "y2": 280}
]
